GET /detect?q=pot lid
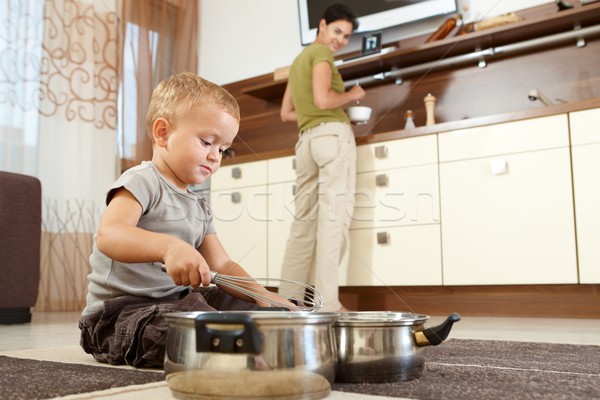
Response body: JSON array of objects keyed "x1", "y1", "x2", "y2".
[
  {"x1": 163, "y1": 310, "x2": 340, "y2": 326},
  {"x1": 335, "y1": 311, "x2": 429, "y2": 327}
]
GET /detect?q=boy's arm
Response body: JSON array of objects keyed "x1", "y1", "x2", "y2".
[
  {"x1": 96, "y1": 188, "x2": 213, "y2": 287},
  {"x1": 199, "y1": 233, "x2": 297, "y2": 309}
]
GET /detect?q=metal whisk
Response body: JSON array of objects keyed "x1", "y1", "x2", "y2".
[
  {"x1": 158, "y1": 264, "x2": 322, "y2": 311},
  {"x1": 211, "y1": 273, "x2": 323, "y2": 312}
]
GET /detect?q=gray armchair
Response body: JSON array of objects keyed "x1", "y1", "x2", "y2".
[{"x1": 0, "y1": 171, "x2": 41, "y2": 324}]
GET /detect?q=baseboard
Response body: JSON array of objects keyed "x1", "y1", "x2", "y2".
[
  {"x1": 0, "y1": 308, "x2": 32, "y2": 324},
  {"x1": 339, "y1": 284, "x2": 600, "y2": 318}
]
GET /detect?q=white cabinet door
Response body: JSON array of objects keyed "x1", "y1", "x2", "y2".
[
  {"x1": 266, "y1": 181, "x2": 296, "y2": 280},
  {"x1": 440, "y1": 148, "x2": 577, "y2": 285},
  {"x1": 267, "y1": 155, "x2": 296, "y2": 184},
  {"x1": 210, "y1": 160, "x2": 268, "y2": 277},
  {"x1": 570, "y1": 108, "x2": 600, "y2": 283},
  {"x1": 210, "y1": 186, "x2": 268, "y2": 278},
  {"x1": 266, "y1": 156, "x2": 296, "y2": 280},
  {"x1": 347, "y1": 225, "x2": 442, "y2": 286}
]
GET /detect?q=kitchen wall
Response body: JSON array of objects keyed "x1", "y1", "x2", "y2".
[{"x1": 198, "y1": 0, "x2": 551, "y2": 85}]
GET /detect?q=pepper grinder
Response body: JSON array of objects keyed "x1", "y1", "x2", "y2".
[
  {"x1": 404, "y1": 110, "x2": 415, "y2": 129},
  {"x1": 424, "y1": 93, "x2": 436, "y2": 126}
]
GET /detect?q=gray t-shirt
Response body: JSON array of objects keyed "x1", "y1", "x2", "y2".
[{"x1": 83, "y1": 161, "x2": 216, "y2": 315}]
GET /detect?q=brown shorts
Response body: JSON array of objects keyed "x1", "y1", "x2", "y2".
[{"x1": 79, "y1": 287, "x2": 257, "y2": 368}]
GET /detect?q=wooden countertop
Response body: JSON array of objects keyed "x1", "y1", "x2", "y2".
[{"x1": 222, "y1": 97, "x2": 600, "y2": 166}]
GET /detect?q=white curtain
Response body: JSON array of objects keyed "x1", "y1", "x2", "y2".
[{"x1": 0, "y1": 0, "x2": 119, "y2": 311}]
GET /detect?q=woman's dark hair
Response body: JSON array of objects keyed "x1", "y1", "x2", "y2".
[{"x1": 320, "y1": 3, "x2": 359, "y2": 32}]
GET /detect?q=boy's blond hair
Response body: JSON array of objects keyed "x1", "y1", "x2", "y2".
[{"x1": 146, "y1": 72, "x2": 240, "y2": 142}]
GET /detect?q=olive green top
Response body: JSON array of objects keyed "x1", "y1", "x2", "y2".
[{"x1": 289, "y1": 43, "x2": 350, "y2": 132}]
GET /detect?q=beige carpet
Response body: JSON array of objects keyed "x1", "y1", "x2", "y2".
[
  {"x1": 333, "y1": 339, "x2": 600, "y2": 399},
  {"x1": 0, "y1": 346, "x2": 396, "y2": 399},
  {"x1": 5, "y1": 340, "x2": 597, "y2": 399}
]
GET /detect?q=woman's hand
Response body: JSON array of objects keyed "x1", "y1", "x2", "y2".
[{"x1": 348, "y1": 84, "x2": 366, "y2": 103}]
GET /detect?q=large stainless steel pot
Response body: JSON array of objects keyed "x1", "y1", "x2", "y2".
[
  {"x1": 334, "y1": 312, "x2": 461, "y2": 383},
  {"x1": 163, "y1": 311, "x2": 339, "y2": 399}
]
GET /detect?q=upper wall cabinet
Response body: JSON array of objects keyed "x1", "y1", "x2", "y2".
[
  {"x1": 570, "y1": 108, "x2": 600, "y2": 283},
  {"x1": 438, "y1": 115, "x2": 578, "y2": 285}
]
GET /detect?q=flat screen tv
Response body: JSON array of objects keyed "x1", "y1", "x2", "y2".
[{"x1": 297, "y1": 0, "x2": 458, "y2": 46}]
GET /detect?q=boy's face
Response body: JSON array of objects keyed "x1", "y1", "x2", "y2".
[{"x1": 153, "y1": 103, "x2": 239, "y2": 189}]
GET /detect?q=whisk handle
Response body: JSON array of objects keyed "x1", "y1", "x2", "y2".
[{"x1": 156, "y1": 263, "x2": 217, "y2": 284}]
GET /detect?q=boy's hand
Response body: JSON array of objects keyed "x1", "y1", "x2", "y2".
[{"x1": 162, "y1": 240, "x2": 213, "y2": 287}]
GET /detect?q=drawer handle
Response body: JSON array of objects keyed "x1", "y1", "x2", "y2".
[
  {"x1": 376, "y1": 232, "x2": 389, "y2": 245},
  {"x1": 292, "y1": 185, "x2": 297, "y2": 196},
  {"x1": 292, "y1": 158, "x2": 296, "y2": 170},
  {"x1": 231, "y1": 192, "x2": 242, "y2": 203},
  {"x1": 375, "y1": 145, "x2": 388, "y2": 159},
  {"x1": 490, "y1": 158, "x2": 507, "y2": 175},
  {"x1": 231, "y1": 167, "x2": 242, "y2": 179},
  {"x1": 375, "y1": 174, "x2": 389, "y2": 187}
]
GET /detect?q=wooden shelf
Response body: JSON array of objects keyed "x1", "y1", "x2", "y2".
[{"x1": 241, "y1": 2, "x2": 600, "y2": 101}]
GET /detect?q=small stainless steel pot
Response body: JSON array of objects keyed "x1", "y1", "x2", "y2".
[
  {"x1": 334, "y1": 312, "x2": 461, "y2": 383},
  {"x1": 163, "y1": 310, "x2": 339, "y2": 399}
]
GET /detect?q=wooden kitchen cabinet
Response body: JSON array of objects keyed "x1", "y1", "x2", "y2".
[
  {"x1": 346, "y1": 135, "x2": 442, "y2": 286},
  {"x1": 438, "y1": 115, "x2": 577, "y2": 285},
  {"x1": 210, "y1": 161, "x2": 268, "y2": 278},
  {"x1": 570, "y1": 108, "x2": 600, "y2": 284}
]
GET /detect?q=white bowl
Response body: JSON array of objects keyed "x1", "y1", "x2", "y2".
[{"x1": 347, "y1": 106, "x2": 372, "y2": 124}]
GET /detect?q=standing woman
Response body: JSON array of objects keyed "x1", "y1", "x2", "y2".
[{"x1": 279, "y1": 3, "x2": 365, "y2": 312}]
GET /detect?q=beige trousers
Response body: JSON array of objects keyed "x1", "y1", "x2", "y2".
[{"x1": 280, "y1": 122, "x2": 356, "y2": 312}]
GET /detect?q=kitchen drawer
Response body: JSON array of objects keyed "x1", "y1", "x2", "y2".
[
  {"x1": 570, "y1": 108, "x2": 600, "y2": 146},
  {"x1": 438, "y1": 115, "x2": 568, "y2": 163},
  {"x1": 351, "y1": 164, "x2": 439, "y2": 229},
  {"x1": 267, "y1": 155, "x2": 296, "y2": 184},
  {"x1": 211, "y1": 160, "x2": 267, "y2": 190},
  {"x1": 346, "y1": 224, "x2": 442, "y2": 286},
  {"x1": 356, "y1": 134, "x2": 437, "y2": 173}
]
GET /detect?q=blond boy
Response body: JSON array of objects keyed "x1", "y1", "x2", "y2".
[{"x1": 79, "y1": 72, "x2": 290, "y2": 368}]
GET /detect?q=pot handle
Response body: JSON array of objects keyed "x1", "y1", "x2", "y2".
[
  {"x1": 195, "y1": 313, "x2": 263, "y2": 354},
  {"x1": 415, "y1": 312, "x2": 461, "y2": 347}
]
